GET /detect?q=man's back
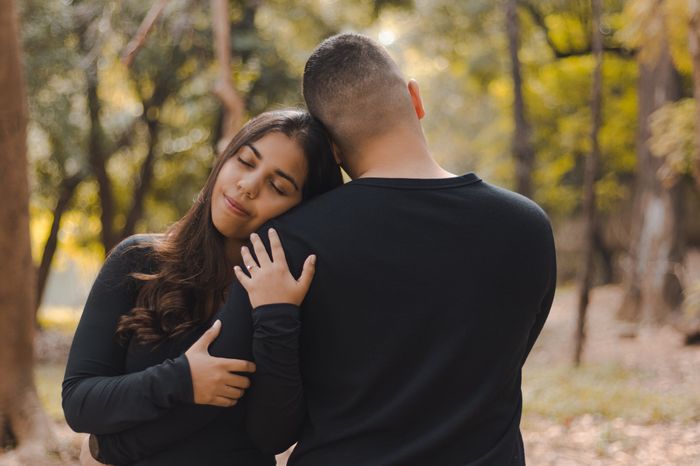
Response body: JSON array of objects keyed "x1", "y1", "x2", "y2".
[{"x1": 271, "y1": 174, "x2": 556, "y2": 466}]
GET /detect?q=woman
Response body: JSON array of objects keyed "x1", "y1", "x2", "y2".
[{"x1": 62, "y1": 109, "x2": 343, "y2": 465}]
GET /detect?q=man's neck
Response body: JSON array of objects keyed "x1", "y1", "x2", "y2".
[{"x1": 344, "y1": 130, "x2": 456, "y2": 180}]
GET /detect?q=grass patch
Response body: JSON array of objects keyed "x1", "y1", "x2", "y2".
[
  {"x1": 522, "y1": 363, "x2": 700, "y2": 423},
  {"x1": 38, "y1": 305, "x2": 82, "y2": 333}
]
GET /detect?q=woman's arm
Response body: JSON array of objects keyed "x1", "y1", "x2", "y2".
[
  {"x1": 232, "y1": 228, "x2": 312, "y2": 454},
  {"x1": 92, "y1": 291, "x2": 259, "y2": 464},
  {"x1": 90, "y1": 228, "x2": 309, "y2": 463},
  {"x1": 62, "y1": 237, "x2": 194, "y2": 435}
]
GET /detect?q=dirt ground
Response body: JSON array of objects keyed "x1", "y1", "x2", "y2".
[
  {"x1": 521, "y1": 284, "x2": 700, "y2": 466},
  {"x1": 2, "y1": 283, "x2": 699, "y2": 465}
]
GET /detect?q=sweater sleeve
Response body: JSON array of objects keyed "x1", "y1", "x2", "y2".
[
  {"x1": 61, "y1": 237, "x2": 194, "y2": 435},
  {"x1": 223, "y1": 225, "x2": 306, "y2": 454},
  {"x1": 245, "y1": 302, "x2": 304, "y2": 454},
  {"x1": 523, "y1": 217, "x2": 557, "y2": 361}
]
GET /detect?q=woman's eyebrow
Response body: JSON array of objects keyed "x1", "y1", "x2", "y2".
[
  {"x1": 245, "y1": 143, "x2": 262, "y2": 159},
  {"x1": 274, "y1": 170, "x2": 300, "y2": 192},
  {"x1": 246, "y1": 143, "x2": 300, "y2": 191}
]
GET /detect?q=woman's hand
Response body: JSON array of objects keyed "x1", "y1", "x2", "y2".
[
  {"x1": 234, "y1": 228, "x2": 316, "y2": 308},
  {"x1": 184, "y1": 320, "x2": 256, "y2": 407},
  {"x1": 80, "y1": 435, "x2": 109, "y2": 466}
]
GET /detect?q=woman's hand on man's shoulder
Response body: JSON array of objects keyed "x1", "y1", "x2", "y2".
[{"x1": 233, "y1": 228, "x2": 316, "y2": 308}]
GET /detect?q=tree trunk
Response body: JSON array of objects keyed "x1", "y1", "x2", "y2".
[
  {"x1": 86, "y1": 63, "x2": 118, "y2": 254},
  {"x1": 122, "y1": 116, "x2": 159, "y2": 238},
  {"x1": 573, "y1": 0, "x2": 603, "y2": 366},
  {"x1": 0, "y1": 0, "x2": 56, "y2": 457},
  {"x1": 35, "y1": 173, "x2": 85, "y2": 322},
  {"x1": 506, "y1": 0, "x2": 535, "y2": 198},
  {"x1": 690, "y1": 0, "x2": 700, "y2": 189},
  {"x1": 617, "y1": 35, "x2": 685, "y2": 326}
]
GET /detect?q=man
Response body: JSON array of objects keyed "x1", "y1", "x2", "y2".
[{"x1": 240, "y1": 33, "x2": 556, "y2": 465}]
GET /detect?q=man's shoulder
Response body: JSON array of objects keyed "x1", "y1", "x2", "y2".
[
  {"x1": 272, "y1": 184, "x2": 353, "y2": 227},
  {"x1": 479, "y1": 182, "x2": 552, "y2": 226}
]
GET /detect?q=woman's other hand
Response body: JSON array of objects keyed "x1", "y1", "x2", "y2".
[
  {"x1": 184, "y1": 320, "x2": 256, "y2": 407},
  {"x1": 234, "y1": 228, "x2": 316, "y2": 308},
  {"x1": 80, "y1": 435, "x2": 109, "y2": 466}
]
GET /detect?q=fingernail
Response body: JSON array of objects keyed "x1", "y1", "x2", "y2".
[
  {"x1": 310, "y1": 255, "x2": 316, "y2": 265},
  {"x1": 269, "y1": 228, "x2": 276, "y2": 234}
]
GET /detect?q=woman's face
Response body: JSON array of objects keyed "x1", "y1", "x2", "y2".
[{"x1": 211, "y1": 131, "x2": 307, "y2": 242}]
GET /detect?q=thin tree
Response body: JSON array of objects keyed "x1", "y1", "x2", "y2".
[
  {"x1": 574, "y1": 0, "x2": 604, "y2": 366},
  {"x1": 617, "y1": 1, "x2": 684, "y2": 328},
  {"x1": 690, "y1": 0, "x2": 700, "y2": 189},
  {"x1": 0, "y1": 0, "x2": 56, "y2": 457},
  {"x1": 506, "y1": 0, "x2": 535, "y2": 198}
]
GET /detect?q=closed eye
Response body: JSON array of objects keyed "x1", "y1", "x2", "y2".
[
  {"x1": 270, "y1": 181, "x2": 285, "y2": 195},
  {"x1": 237, "y1": 156, "x2": 254, "y2": 168}
]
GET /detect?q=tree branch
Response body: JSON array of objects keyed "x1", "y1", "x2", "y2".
[
  {"x1": 35, "y1": 171, "x2": 86, "y2": 319},
  {"x1": 121, "y1": 0, "x2": 169, "y2": 68},
  {"x1": 211, "y1": 0, "x2": 244, "y2": 154},
  {"x1": 519, "y1": 0, "x2": 634, "y2": 59}
]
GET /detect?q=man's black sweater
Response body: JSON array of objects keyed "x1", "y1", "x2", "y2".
[{"x1": 220, "y1": 173, "x2": 557, "y2": 465}]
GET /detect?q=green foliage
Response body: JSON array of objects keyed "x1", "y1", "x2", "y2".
[{"x1": 22, "y1": 0, "x2": 698, "y2": 269}]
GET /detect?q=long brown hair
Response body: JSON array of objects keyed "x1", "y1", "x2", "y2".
[{"x1": 116, "y1": 109, "x2": 343, "y2": 345}]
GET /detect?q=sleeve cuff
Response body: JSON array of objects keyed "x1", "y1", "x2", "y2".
[
  {"x1": 170, "y1": 354, "x2": 194, "y2": 403},
  {"x1": 252, "y1": 303, "x2": 300, "y2": 324}
]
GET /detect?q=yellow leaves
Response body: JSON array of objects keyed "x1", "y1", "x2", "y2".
[
  {"x1": 545, "y1": 14, "x2": 589, "y2": 54},
  {"x1": 648, "y1": 98, "x2": 696, "y2": 185},
  {"x1": 618, "y1": 0, "x2": 691, "y2": 71}
]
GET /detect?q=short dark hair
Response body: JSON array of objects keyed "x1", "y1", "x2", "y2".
[{"x1": 303, "y1": 33, "x2": 414, "y2": 155}]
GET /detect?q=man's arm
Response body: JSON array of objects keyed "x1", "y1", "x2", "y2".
[{"x1": 523, "y1": 218, "x2": 557, "y2": 360}]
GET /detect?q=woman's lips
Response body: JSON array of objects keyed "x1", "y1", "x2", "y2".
[{"x1": 223, "y1": 195, "x2": 251, "y2": 217}]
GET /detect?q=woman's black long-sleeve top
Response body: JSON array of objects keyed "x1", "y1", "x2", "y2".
[{"x1": 61, "y1": 235, "x2": 290, "y2": 466}]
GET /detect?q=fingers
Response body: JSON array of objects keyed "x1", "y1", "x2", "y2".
[
  {"x1": 250, "y1": 233, "x2": 272, "y2": 266},
  {"x1": 268, "y1": 228, "x2": 287, "y2": 264},
  {"x1": 217, "y1": 357, "x2": 256, "y2": 373},
  {"x1": 212, "y1": 396, "x2": 238, "y2": 408},
  {"x1": 233, "y1": 265, "x2": 250, "y2": 286},
  {"x1": 224, "y1": 372, "x2": 252, "y2": 390},
  {"x1": 297, "y1": 254, "x2": 316, "y2": 293},
  {"x1": 240, "y1": 246, "x2": 259, "y2": 274},
  {"x1": 194, "y1": 319, "x2": 221, "y2": 349}
]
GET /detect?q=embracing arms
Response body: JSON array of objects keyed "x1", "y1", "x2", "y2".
[{"x1": 61, "y1": 238, "x2": 194, "y2": 435}]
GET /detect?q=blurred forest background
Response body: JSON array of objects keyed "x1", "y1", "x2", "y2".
[{"x1": 1, "y1": 0, "x2": 700, "y2": 464}]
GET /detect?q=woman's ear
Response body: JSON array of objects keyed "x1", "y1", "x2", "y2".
[{"x1": 407, "y1": 79, "x2": 425, "y2": 120}]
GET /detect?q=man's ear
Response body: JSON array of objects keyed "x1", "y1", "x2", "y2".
[
  {"x1": 408, "y1": 79, "x2": 425, "y2": 120},
  {"x1": 331, "y1": 141, "x2": 342, "y2": 165}
]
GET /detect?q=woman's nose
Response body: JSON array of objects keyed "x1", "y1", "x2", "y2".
[{"x1": 237, "y1": 176, "x2": 259, "y2": 199}]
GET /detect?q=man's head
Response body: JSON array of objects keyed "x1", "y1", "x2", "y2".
[{"x1": 302, "y1": 33, "x2": 424, "y2": 160}]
